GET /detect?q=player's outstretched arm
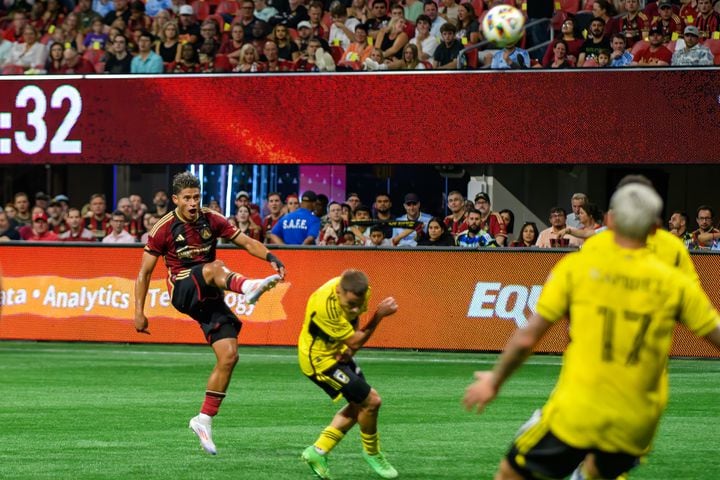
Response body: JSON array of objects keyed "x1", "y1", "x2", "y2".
[
  {"x1": 344, "y1": 296, "x2": 398, "y2": 352},
  {"x1": 464, "y1": 312, "x2": 552, "y2": 413},
  {"x1": 232, "y1": 233, "x2": 286, "y2": 278},
  {"x1": 705, "y1": 325, "x2": 720, "y2": 350},
  {"x1": 134, "y1": 251, "x2": 159, "y2": 334}
]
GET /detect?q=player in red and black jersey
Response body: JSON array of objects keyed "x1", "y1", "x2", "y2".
[{"x1": 134, "y1": 172, "x2": 286, "y2": 456}]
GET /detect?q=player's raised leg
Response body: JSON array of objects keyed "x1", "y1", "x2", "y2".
[{"x1": 202, "y1": 260, "x2": 281, "y2": 305}]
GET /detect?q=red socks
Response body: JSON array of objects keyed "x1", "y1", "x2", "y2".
[
  {"x1": 225, "y1": 273, "x2": 246, "y2": 294},
  {"x1": 200, "y1": 390, "x2": 226, "y2": 417}
]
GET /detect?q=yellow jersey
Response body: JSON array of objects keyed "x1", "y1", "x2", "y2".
[
  {"x1": 535, "y1": 241, "x2": 719, "y2": 456},
  {"x1": 298, "y1": 277, "x2": 370, "y2": 377},
  {"x1": 582, "y1": 229, "x2": 699, "y2": 283}
]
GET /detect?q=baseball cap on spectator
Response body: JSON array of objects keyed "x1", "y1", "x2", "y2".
[
  {"x1": 235, "y1": 191, "x2": 250, "y2": 200},
  {"x1": 35, "y1": 192, "x2": 50, "y2": 201},
  {"x1": 404, "y1": 193, "x2": 420, "y2": 204},
  {"x1": 33, "y1": 211, "x2": 48, "y2": 222},
  {"x1": 179, "y1": 5, "x2": 194, "y2": 15},
  {"x1": 474, "y1": 192, "x2": 490, "y2": 203},
  {"x1": 684, "y1": 25, "x2": 700, "y2": 37},
  {"x1": 297, "y1": 21, "x2": 312, "y2": 30},
  {"x1": 658, "y1": 0, "x2": 672, "y2": 8},
  {"x1": 649, "y1": 26, "x2": 663, "y2": 36},
  {"x1": 301, "y1": 190, "x2": 317, "y2": 202},
  {"x1": 53, "y1": 194, "x2": 69, "y2": 203}
]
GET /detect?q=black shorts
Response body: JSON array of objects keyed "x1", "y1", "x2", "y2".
[
  {"x1": 170, "y1": 265, "x2": 242, "y2": 344},
  {"x1": 308, "y1": 359, "x2": 372, "y2": 404},
  {"x1": 506, "y1": 411, "x2": 638, "y2": 480}
]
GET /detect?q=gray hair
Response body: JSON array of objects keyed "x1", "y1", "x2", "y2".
[{"x1": 609, "y1": 184, "x2": 662, "y2": 240}]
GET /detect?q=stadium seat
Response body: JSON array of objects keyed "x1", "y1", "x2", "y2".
[
  {"x1": 329, "y1": 45, "x2": 344, "y2": 64},
  {"x1": 582, "y1": 0, "x2": 594, "y2": 10},
  {"x1": 666, "y1": 40, "x2": 676, "y2": 53},
  {"x1": 192, "y1": 0, "x2": 211, "y2": 20},
  {"x1": 94, "y1": 61, "x2": 105, "y2": 73},
  {"x1": 288, "y1": 28, "x2": 298, "y2": 40},
  {"x1": 207, "y1": 13, "x2": 225, "y2": 33},
  {"x1": 630, "y1": 39, "x2": 649, "y2": 57},
  {"x1": 703, "y1": 39, "x2": 720, "y2": 64},
  {"x1": 470, "y1": 0, "x2": 484, "y2": 15},
  {"x1": 557, "y1": 0, "x2": 580, "y2": 14},
  {"x1": 82, "y1": 48, "x2": 105, "y2": 67},
  {"x1": 215, "y1": 0, "x2": 238, "y2": 16},
  {"x1": 551, "y1": 10, "x2": 568, "y2": 32}
]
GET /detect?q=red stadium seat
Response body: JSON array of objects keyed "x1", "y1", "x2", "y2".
[
  {"x1": 469, "y1": 0, "x2": 484, "y2": 16},
  {"x1": 557, "y1": 0, "x2": 580, "y2": 14},
  {"x1": 666, "y1": 40, "x2": 676, "y2": 53},
  {"x1": 207, "y1": 13, "x2": 226, "y2": 33},
  {"x1": 703, "y1": 39, "x2": 720, "y2": 64},
  {"x1": 630, "y1": 39, "x2": 648, "y2": 57},
  {"x1": 329, "y1": 45, "x2": 344, "y2": 64},
  {"x1": 192, "y1": 0, "x2": 211, "y2": 20},
  {"x1": 215, "y1": 0, "x2": 239, "y2": 16},
  {"x1": 582, "y1": 0, "x2": 594, "y2": 10},
  {"x1": 82, "y1": 48, "x2": 105, "y2": 65}
]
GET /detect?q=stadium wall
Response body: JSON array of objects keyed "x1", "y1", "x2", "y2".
[
  {"x1": 0, "y1": 71, "x2": 719, "y2": 164},
  {"x1": 0, "y1": 244, "x2": 718, "y2": 358}
]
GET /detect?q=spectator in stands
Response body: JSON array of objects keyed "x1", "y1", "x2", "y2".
[
  {"x1": 363, "y1": 46, "x2": 388, "y2": 69},
  {"x1": 3, "y1": 11, "x2": 28, "y2": 43},
  {"x1": 340, "y1": 203, "x2": 352, "y2": 224},
  {"x1": 499, "y1": 209, "x2": 514, "y2": 237},
  {"x1": 155, "y1": 20, "x2": 181, "y2": 63},
  {"x1": 13, "y1": 193, "x2": 32, "y2": 227},
  {"x1": 46, "y1": 42, "x2": 66, "y2": 74},
  {"x1": 371, "y1": 193, "x2": 393, "y2": 238},
  {"x1": 34, "y1": 192, "x2": 50, "y2": 211},
  {"x1": 59, "y1": 207, "x2": 96, "y2": 241},
  {"x1": 345, "y1": 193, "x2": 361, "y2": 215},
  {"x1": 542, "y1": 17, "x2": 583, "y2": 67},
  {"x1": 438, "y1": 0, "x2": 459, "y2": 28},
  {"x1": 139, "y1": 214, "x2": 160, "y2": 244},
  {"x1": 231, "y1": 204, "x2": 263, "y2": 241},
  {"x1": 385, "y1": 43, "x2": 425, "y2": 68},
  {"x1": 177, "y1": 4, "x2": 200, "y2": 45},
  {"x1": 455, "y1": 3, "x2": 479, "y2": 45},
  {"x1": 150, "y1": 189, "x2": 169, "y2": 217},
  {"x1": 305, "y1": 2, "x2": 326, "y2": 40},
  {"x1": 328, "y1": 2, "x2": 359, "y2": 51},
  {"x1": 491, "y1": 40, "x2": 531, "y2": 69},
  {"x1": 672, "y1": 25, "x2": 715, "y2": 65},
  {"x1": 254, "y1": 0, "x2": 279, "y2": 22},
  {"x1": 117, "y1": 197, "x2": 143, "y2": 239},
  {"x1": 631, "y1": 26, "x2": 672, "y2": 65},
  {"x1": 544, "y1": 39, "x2": 572, "y2": 68},
  {"x1": 433, "y1": 22, "x2": 462, "y2": 68},
  {"x1": 0, "y1": 211, "x2": 20, "y2": 242},
  {"x1": 104, "y1": 33, "x2": 133, "y2": 73},
  {"x1": 679, "y1": 0, "x2": 699, "y2": 27},
  {"x1": 269, "y1": 190, "x2": 321, "y2": 245},
  {"x1": 233, "y1": 191, "x2": 262, "y2": 225},
  {"x1": 444, "y1": 190, "x2": 468, "y2": 236},
  {"x1": 81, "y1": 18, "x2": 110, "y2": 54},
  {"x1": 348, "y1": 204, "x2": 372, "y2": 243},
  {"x1": 416, "y1": 216, "x2": 454, "y2": 246},
  {"x1": 392, "y1": 193, "x2": 432, "y2": 247},
  {"x1": 367, "y1": 0, "x2": 391, "y2": 40},
  {"x1": 85, "y1": 193, "x2": 111, "y2": 241},
  {"x1": 220, "y1": 24, "x2": 246, "y2": 68},
  {"x1": 94, "y1": 0, "x2": 116, "y2": 18},
  {"x1": 609, "y1": 33, "x2": 633, "y2": 66},
  {"x1": 561, "y1": 202, "x2": 603, "y2": 244},
  {"x1": 270, "y1": 0, "x2": 309, "y2": 29},
  {"x1": 618, "y1": 0, "x2": 649, "y2": 49},
  {"x1": 390, "y1": 3, "x2": 415, "y2": 40},
  {"x1": 53, "y1": 194, "x2": 71, "y2": 216},
  {"x1": 456, "y1": 208, "x2": 493, "y2": 248},
  {"x1": 318, "y1": 202, "x2": 348, "y2": 245},
  {"x1": 593, "y1": 0, "x2": 620, "y2": 36},
  {"x1": 577, "y1": 17, "x2": 611, "y2": 67},
  {"x1": 695, "y1": 0, "x2": 720, "y2": 39},
  {"x1": 169, "y1": 42, "x2": 201, "y2": 72},
  {"x1": 422, "y1": 0, "x2": 446, "y2": 38},
  {"x1": 691, "y1": 205, "x2": 718, "y2": 248},
  {"x1": 536, "y1": 207, "x2": 582, "y2": 248},
  {"x1": 473, "y1": 193, "x2": 507, "y2": 246},
  {"x1": 233, "y1": 43, "x2": 264, "y2": 72},
  {"x1": 199, "y1": 40, "x2": 225, "y2": 72},
  {"x1": 294, "y1": 38, "x2": 335, "y2": 71},
  {"x1": 47, "y1": 200, "x2": 67, "y2": 234},
  {"x1": 103, "y1": 210, "x2": 137, "y2": 243},
  {"x1": 668, "y1": 210, "x2": 693, "y2": 247},
  {"x1": 62, "y1": 46, "x2": 97, "y2": 73},
  {"x1": 4, "y1": 203, "x2": 19, "y2": 229},
  {"x1": 651, "y1": 0, "x2": 684, "y2": 44},
  {"x1": 339, "y1": 23, "x2": 373, "y2": 69},
  {"x1": 25, "y1": 211, "x2": 59, "y2": 242},
  {"x1": 286, "y1": 194, "x2": 300, "y2": 213},
  {"x1": 566, "y1": 192, "x2": 587, "y2": 229},
  {"x1": 131, "y1": 30, "x2": 164, "y2": 73},
  {"x1": 104, "y1": 0, "x2": 131, "y2": 26},
  {"x1": 146, "y1": 0, "x2": 172, "y2": 18},
  {"x1": 410, "y1": 14, "x2": 439, "y2": 62},
  {"x1": 362, "y1": 225, "x2": 391, "y2": 246},
  {"x1": 128, "y1": 1, "x2": 152, "y2": 36},
  {"x1": 3, "y1": 25, "x2": 47, "y2": 73},
  {"x1": 269, "y1": 24, "x2": 299, "y2": 61},
  {"x1": 509, "y1": 221, "x2": 539, "y2": 247},
  {"x1": 129, "y1": 194, "x2": 147, "y2": 223},
  {"x1": 404, "y1": 0, "x2": 422, "y2": 23},
  {"x1": 376, "y1": 16, "x2": 409, "y2": 60},
  {"x1": 261, "y1": 40, "x2": 291, "y2": 71},
  {"x1": 349, "y1": 0, "x2": 370, "y2": 24},
  {"x1": 262, "y1": 192, "x2": 284, "y2": 242}
]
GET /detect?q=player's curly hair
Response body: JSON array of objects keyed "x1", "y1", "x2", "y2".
[{"x1": 172, "y1": 172, "x2": 201, "y2": 194}]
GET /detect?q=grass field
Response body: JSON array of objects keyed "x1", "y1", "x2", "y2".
[{"x1": 0, "y1": 341, "x2": 718, "y2": 480}]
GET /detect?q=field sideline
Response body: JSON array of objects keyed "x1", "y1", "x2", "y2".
[{"x1": 0, "y1": 341, "x2": 718, "y2": 479}]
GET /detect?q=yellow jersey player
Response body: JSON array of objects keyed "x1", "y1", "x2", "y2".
[
  {"x1": 463, "y1": 184, "x2": 720, "y2": 480},
  {"x1": 298, "y1": 269, "x2": 399, "y2": 479}
]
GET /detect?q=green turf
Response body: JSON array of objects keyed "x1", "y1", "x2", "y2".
[{"x1": 0, "y1": 342, "x2": 717, "y2": 479}]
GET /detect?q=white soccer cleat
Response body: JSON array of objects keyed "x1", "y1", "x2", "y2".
[
  {"x1": 189, "y1": 415, "x2": 217, "y2": 455},
  {"x1": 244, "y1": 274, "x2": 282, "y2": 305}
]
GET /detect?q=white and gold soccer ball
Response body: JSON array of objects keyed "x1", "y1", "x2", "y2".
[{"x1": 481, "y1": 5, "x2": 526, "y2": 47}]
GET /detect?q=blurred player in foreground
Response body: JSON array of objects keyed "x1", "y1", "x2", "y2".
[
  {"x1": 299, "y1": 269, "x2": 399, "y2": 479},
  {"x1": 134, "y1": 172, "x2": 285, "y2": 455},
  {"x1": 464, "y1": 183, "x2": 720, "y2": 479}
]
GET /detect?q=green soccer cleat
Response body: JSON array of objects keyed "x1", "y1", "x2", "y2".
[
  {"x1": 302, "y1": 446, "x2": 333, "y2": 480},
  {"x1": 362, "y1": 451, "x2": 399, "y2": 479}
]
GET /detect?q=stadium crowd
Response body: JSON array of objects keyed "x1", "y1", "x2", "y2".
[
  {"x1": 0, "y1": 0, "x2": 718, "y2": 74},
  {"x1": 2, "y1": 187, "x2": 719, "y2": 250}
]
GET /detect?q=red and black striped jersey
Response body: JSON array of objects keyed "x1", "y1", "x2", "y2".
[{"x1": 145, "y1": 208, "x2": 240, "y2": 277}]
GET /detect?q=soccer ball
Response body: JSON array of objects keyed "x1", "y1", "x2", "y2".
[{"x1": 482, "y1": 5, "x2": 526, "y2": 47}]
